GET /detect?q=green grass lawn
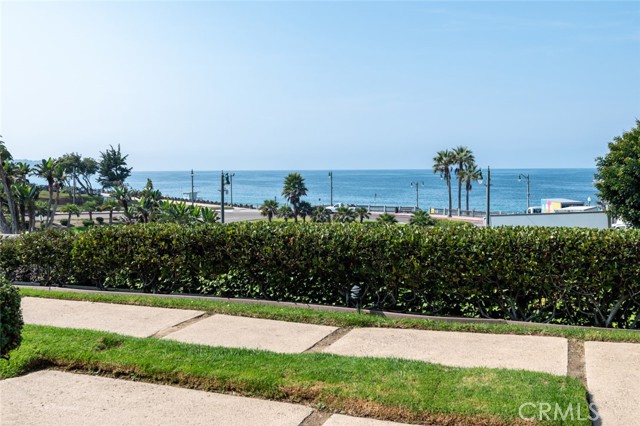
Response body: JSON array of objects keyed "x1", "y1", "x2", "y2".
[
  {"x1": 1, "y1": 325, "x2": 589, "y2": 426},
  {"x1": 19, "y1": 287, "x2": 640, "y2": 343}
]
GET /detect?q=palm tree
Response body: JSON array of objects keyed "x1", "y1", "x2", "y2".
[
  {"x1": 12, "y1": 182, "x2": 39, "y2": 232},
  {"x1": 277, "y1": 205, "x2": 293, "y2": 222},
  {"x1": 83, "y1": 200, "x2": 98, "y2": 222},
  {"x1": 311, "y1": 206, "x2": 331, "y2": 223},
  {"x1": 137, "y1": 181, "x2": 162, "y2": 223},
  {"x1": 409, "y1": 209, "x2": 435, "y2": 227},
  {"x1": 100, "y1": 199, "x2": 119, "y2": 225},
  {"x1": 14, "y1": 162, "x2": 31, "y2": 183},
  {"x1": 377, "y1": 213, "x2": 398, "y2": 225},
  {"x1": 259, "y1": 200, "x2": 279, "y2": 222},
  {"x1": 298, "y1": 201, "x2": 313, "y2": 222},
  {"x1": 61, "y1": 204, "x2": 81, "y2": 225},
  {"x1": 0, "y1": 140, "x2": 19, "y2": 233},
  {"x1": 459, "y1": 164, "x2": 483, "y2": 212},
  {"x1": 452, "y1": 146, "x2": 475, "y2": 214},
  {"x1": 281, "y1": 173, "x2": 307, "y2": 222},
  {"x1": 113, "y1": 185, "x2": 132, "y2": 221},
  {"x1": 355, "y1": 207, "x2": 370, "y2": 223},
  {"x1": 33, "y1": 158, "x2": 57, "y2": 225},
  {"x1": 433, "y1": 150, "x2": 455, "y2": 217},
  {"x1": 334, "y1": 205, "x2": 356, "y2": 223},
  {"x1": 48, "y1": 164, "x2": 67, "y2": 226}
]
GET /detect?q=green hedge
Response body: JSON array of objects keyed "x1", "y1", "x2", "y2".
[
  {"x1": 2, "y1": 223, "x2": 639, "y2": 328},
  {"x1": 0, "y1": 275, "x2": 23, "y2": 359}
]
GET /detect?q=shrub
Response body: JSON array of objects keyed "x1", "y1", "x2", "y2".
[
  {"x1": 96, "y1": 217, "x2": 105, "y2": 225},
  {"x1": 60, "y1": 218, "x2": 69, "y2": 227},
  {"x1": 0, "y1": 276, "x2": 23, "y2": 359},
  {"x1": 2, "y1": 223, "x2": 639, "y2": 328},
  {"x1": 82, "y1": 219, "x2": 94, "y2": 227}
]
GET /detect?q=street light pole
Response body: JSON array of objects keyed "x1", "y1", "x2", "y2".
[
  {"x1": 410, "y1": 181, "x2": 424, "y2": 210},
  {"x1": 486, "y1": 167, "x2": 491, "y2": 227},
  {"x1": 518, "y1": 173, "x2": 530, "y2": 210},
  {"x1": 479, "y1": 167, "x2": 491, "y2": 227},
  {"x1": 228, "y1": 172, "x2": 235, "y2": 207},
  {"x1": 190, "y1": 169, "x2": 194, "y2": 206},
  {"x1": 220, "y1": 170, "x2": 225, "y2": 224},
  {"x1": 328, "y1": 171, "x2": 333, "y2": 206}
]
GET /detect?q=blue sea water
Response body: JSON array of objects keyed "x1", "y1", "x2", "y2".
[{"x1": 125, "y1": 169, "x2": 599, "y2": 214}]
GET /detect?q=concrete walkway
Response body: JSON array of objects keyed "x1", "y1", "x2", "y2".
[
  {"x1": 12, "y1": 296, "x2": 640, "y2": 425},
  {"x1": 0, "y1": 370, "x2": 412, "y2": 426},
  {"x1": 323, "y1": 327, "x2": 567, "y2": 375},
  {"x1": 585, "y1": 342, "x2": 640, "y2": 426},
  {"x1": 21, "y1": 297, "x2": 205, "y2": 338}
]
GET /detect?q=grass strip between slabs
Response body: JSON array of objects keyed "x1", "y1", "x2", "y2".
[
  {"x1": 19, "y1": 287, "x2": 640, "y2": 343},
  {"x1": 1, "y1": 325, "x2": 591, "y2": 426}
]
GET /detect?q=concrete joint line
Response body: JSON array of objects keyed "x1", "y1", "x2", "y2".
[
  {"x1": 567, "y1": 340, "x2": 601, "y2": 425},
  {"x1": 567, "y1": 339, "x2": 586, "y2": 384},
  {"x1": 150, "y1": 313, "x2": 210, "y2": 338},
  {"x1": 304, "y1": 328, "x2": 352, "y2": 353}
]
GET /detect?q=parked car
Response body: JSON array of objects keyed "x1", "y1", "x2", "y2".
[
  {"x1": 327, "y1": 203, "x2": 356, "y2": 213},
  {"x1": 611, "y1": 219, "x2": 629, "y2": 229}
]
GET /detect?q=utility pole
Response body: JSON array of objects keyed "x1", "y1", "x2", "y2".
[
  {"x1": 190, "y1": 169, "x2": 194, "y2": 206},
  {"x1": 228, "y1": 172, "x2": 235, "y2": 207},
  {"x1": 328, "y1": 171, "x2": 333, "y2": 206},
  {"x1": 410, "y1": 181, "x2": 424, "y2": 210},
  {"x1": 220, "y1": 170, "x2": 225, "y2": 223},
  {"x1": 486, "y1": 167, "x2": 491, "y2": 227}
]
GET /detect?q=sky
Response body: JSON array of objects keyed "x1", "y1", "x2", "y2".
[{"x1": 1, "y1": 1, "x2": 639, "y2": 171}]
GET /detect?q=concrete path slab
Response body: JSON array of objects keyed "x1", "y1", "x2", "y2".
[
  {"x1": 0, "y1": 370, "x2": 312, "y2": 426},
  {"x1": 325, "y1": 414, "x2": 413, "y2": 426},
  {"x1": 323, "y1": 328, "x2": 568, "y2": 375},
  {"x1": 585, "y1": 342, "x2": 640, "y2": 426},
  {"x1": 21, "y1": 297, "x2": 204, "y2": 338},
  {"x1": 162, "y1": 314, "x2": 337, "y2": 353}
]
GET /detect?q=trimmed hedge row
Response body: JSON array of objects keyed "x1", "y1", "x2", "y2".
[{"x1": 1, "y1": 223, "x2": 639, "y2": 328}]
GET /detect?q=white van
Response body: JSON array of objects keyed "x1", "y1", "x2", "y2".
[{"x1": 527, "y1": 206, "x2": 542, "y2": 214}]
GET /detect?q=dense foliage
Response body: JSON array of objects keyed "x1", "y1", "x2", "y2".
[
  {"x1": 2, "y1": 223, "x2": 639, "y2": 328},
  {"x1": 97, "y1": 144, "x2": 132, "y2": 189},
  {"x1": 0, "y1": 276, "x2": 23, "y2": 359},
  {"x1": 595, "y1": 119, "x2": 640, "y2": 228}
]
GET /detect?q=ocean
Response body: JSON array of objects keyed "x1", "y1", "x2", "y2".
[{"x1": 125, "y1": 169, "x2": 600, "y2": 214}]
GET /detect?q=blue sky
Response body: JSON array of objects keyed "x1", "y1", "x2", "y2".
[{"x1": 1, "y1": 1, "x2": 639, "y2": 171}]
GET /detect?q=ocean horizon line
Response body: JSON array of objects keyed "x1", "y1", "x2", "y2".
[{"x1": 133, "y1": 167, "x2": 598, "y2": 173}]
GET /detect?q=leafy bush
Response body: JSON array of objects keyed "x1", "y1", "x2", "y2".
[
  {"x1": 96, "y1": 217, "x2": 105, "y2": 225},
  {"x1": 1, "y1": 223, "x2": 639, "y2": 328},
  {"x1": 0, "y1": 276, "x2": 23, "y2": 359},
  {"x1": 60, "y1": 219, "x2": 69, "y2": 227},
  {"x1": 82, "y1": 219, "x2": 94, "y2": 227}
]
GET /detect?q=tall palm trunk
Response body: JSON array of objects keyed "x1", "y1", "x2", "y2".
[
  {"x1": 108, "y1": 209, "x2": 114, "y2": 225},
  {"x1": 457, "y1": 178, "x2": 462, "y2": 214},
  {"x1": 18, "y1": 202, "x2": 26, "y2": 231},
  {"x1": 0, "y1": 206, "x2": 9, "y2": 234},
  {"x1": 0, "y1": 169, "x2": 19, "y2": 233},
  {"x1": 49, "y1": 184, "x2": 62, "y2": 226},
  {"x1": 447, "y1": 177, "x2": 452, "y2": 217},
  {"x1": 46, "y1": 182, "x2": 54, "y2": 226},
  {"x1": 465, "y1": 184, "x2": 470, "y2": 211}
]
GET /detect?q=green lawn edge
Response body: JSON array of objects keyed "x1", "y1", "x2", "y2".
[
  {"x1": 2, "y1": 325, "x2": 590, "y2": 426},
  {"x1": 19, "y1": 287, "x2": 640, "y2": 343}
]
